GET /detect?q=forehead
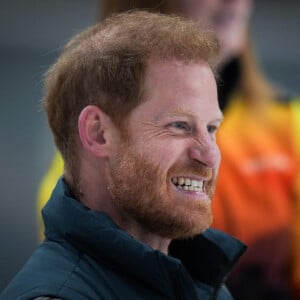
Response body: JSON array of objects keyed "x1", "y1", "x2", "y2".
[{"x1": 136, "y1": 59, "x2": 221, "y2": 121}]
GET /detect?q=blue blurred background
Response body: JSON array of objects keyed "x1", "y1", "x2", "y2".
[{"x1": 0, "y1": 0, "x2": 299, "y2": 292}]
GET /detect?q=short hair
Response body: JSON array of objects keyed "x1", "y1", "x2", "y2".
[{"x1": 44, "y1": 10, "x2": 219, "y2": 174}]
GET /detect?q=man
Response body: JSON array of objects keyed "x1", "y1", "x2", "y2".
[{"x1": 1, "y1": 11, "x2": 245, "y2": 299}]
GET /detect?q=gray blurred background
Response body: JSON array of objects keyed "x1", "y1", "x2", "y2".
[{"x1": 0, "y1": 0, "x2": 299, "y2": 292}]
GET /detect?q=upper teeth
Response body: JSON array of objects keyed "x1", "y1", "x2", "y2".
[{"x1": 172, "y1": 177, "x2": 203, "y2": 192}]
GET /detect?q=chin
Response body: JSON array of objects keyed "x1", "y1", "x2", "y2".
[
  {"x1": 179, "y1": 216, "x2": 212, "y2": 239},
  {"x1": 153, "y1": 205, "x2": 213, "y2": 240}
]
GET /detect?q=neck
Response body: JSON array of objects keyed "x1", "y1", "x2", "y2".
[{"x1": 115, "y1": 215, "x2": 171, "y2": 254}]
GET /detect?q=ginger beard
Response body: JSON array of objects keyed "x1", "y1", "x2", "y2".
[{"x1": 106, "y1": 139, "x2": 217, "y2": 240}]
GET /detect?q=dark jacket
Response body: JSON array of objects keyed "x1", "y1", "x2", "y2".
[{"x1": 0, "y1": 178, "x2": 246, "y2": 300}]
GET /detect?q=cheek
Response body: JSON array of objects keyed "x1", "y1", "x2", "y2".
[
  {"x1": 134, "y1": 134, "x2": 185, "y2": 158},
  {"x1": 147, "y1": 140, "x2": 186, "y2": 168}
]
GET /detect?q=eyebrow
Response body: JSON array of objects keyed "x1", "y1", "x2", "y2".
[
  {"x1": 164, "y1": 110, "x2": 194, "y2": 118},
  {"x1": 163, "y1": 109, "x2": 224, "y2": 122}
]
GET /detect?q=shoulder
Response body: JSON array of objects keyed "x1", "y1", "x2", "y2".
[
  {"x1": 0, "y1": 241, "x2": 83, "y2": 299},
  {"x1": 1, "y1": 239, "x2": 114, "y2": 300}
]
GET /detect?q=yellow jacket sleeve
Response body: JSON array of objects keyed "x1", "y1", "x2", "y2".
[
  {"x1": 36, "y1": 152, "x2": 64, "y2": 241},
  {"x1": 290, "y1": 99, "x2": 300, "y2": 294}
]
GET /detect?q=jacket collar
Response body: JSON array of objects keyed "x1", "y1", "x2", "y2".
[{"x1": 43, "y1": 178, "x2": 246, "y2": 297}]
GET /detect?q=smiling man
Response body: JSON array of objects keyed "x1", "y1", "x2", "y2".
[
  {"x1": 105, "y1": 59, "x2": 223, "y2": 246},
  {"x1": 1, "y1": 11, "x2": 245, "y2": 300}
]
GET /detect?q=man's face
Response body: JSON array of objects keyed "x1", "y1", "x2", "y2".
[{"x1": 106, "y1": 59, "x2": 222, "y2": 240}]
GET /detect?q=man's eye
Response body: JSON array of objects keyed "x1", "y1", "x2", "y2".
[
  {"x1": 207, "y1": 125, "x2": 217, "y2": 134},
  {"x1": 170, "y1": 121, "x2": 190, "y2": 131}
]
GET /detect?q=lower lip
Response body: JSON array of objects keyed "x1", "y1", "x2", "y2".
[{"x1": 172, "y1": 184, "x2": 209, "y2": 201}]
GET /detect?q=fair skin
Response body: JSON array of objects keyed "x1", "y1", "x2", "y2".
[
  {"x1": 178, "y1": 0, "x2": 253, "y2": 65},
  {"x1": 77, "y1": 59, "x2": 222, "y2": 254}
]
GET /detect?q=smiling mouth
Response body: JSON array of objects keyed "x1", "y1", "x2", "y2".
[{"x1": 171, "y1": 177, "x2": 204, "y2": 192}]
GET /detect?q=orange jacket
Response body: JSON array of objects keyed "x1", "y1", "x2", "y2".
[
  {"x1": 212, "y1": 96, "x2": 300, "y2": 298},
  {"x1": 213, "y1": 97, "x2": 296, "y2": 243}
]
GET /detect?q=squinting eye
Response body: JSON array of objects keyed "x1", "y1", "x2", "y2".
[
  {"x1": 170, "y1": 121, "x2": 190, "y2": 131},
  {"x1": 207, "y1": 125, "x2": 217, "y2": 134}
]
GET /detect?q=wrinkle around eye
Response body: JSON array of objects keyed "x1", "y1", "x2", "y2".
[
  {"x1": 139, "y1": 121, "x2": 186, "y2": 142},
  {"x1": 139, "y1": 121, "x2": 171, "y2": 138}
]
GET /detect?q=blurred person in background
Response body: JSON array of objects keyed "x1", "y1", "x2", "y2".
[{"x1": 37, "y1": 0, "x2": 300, "y2": 299}]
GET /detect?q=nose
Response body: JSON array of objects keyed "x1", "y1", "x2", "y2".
[{"x1": 188, "y1": 135, "x2": 220, "y2": 168}]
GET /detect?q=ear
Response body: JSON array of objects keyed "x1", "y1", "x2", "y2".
[{"x1": 78, "y1": 105, "x2": 113, "y2": 157}]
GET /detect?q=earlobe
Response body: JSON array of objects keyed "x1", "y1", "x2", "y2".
[{"x1": 78, "y1": 105, "x2": 110, "y2": 157}]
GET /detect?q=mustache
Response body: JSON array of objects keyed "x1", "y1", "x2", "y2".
[{"x1": 168, "y1": 161, "x2": 213, "y2": 181}]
